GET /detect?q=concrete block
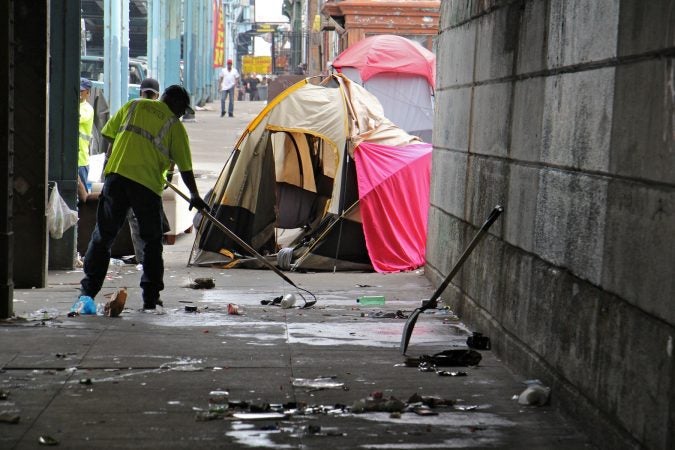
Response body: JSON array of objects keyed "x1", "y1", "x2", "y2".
[
  {"x1": 425, "y1": 207, "x2": 463, "y2": 276},
  {"x1": 455, "y1": 228, "x2": 505, "y2": 317},
  {"x1": 510, "y1": 77, "x2": 545, "y2": 163},
  {"x1": 436, "y1": 23, "x2": 476, "y2": 88},
  {"x1": 601, "y1": 180, "x2": 675, "y2": 324},
  {"x1": 592, "y1": 294, "x2": 674, "y2": 449},
  {"x1": 475, "y1": 5, "x2": 519, "y2": 82},
  {"x1": 464, "y1": 156, "x2": 508, "y2": 233},
  {"x1": 516, "y1": 0, "x2": 548, "y2": 74},
  {"x1": 609, "y1": 59, "x2": 675, "y2": 184},
  {"x1": 618, "y1": 0, "x2": 675, "y2": 56},
  {"x1": 429, "y1": 150, "x2": 467, "y2": 219},
  {"x1": 505, "y1": 163, "x2": 539, "y2": 253},
  {"x1": 433, "y1": 87, "x2": 472, "y2": 151},
  {"x1": 496, "y1": 243, "x2": 535, "y2": 338},
  {"x1": 533, "y1": 170, "x2": 608, "y2": 285},
  {"x1": 547, "y1": 0, "x2": 619, "y2": 68},
  {"x1": 541, "y1": 68, "x2": 615, "y2": 172},
  {"x1": 439, "y1": 0, "x2": 472, "y2": 29},
  {"x1": 440, "y1": 0, "x2": 507, "y2": 28},
  {"x1": 470, "y1": 82, "x2": 512, "y2": 157}
]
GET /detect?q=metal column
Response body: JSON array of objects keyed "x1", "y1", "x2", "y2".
[
  {"x1": 0, "y1": 0, "x2": 14, "y2": 317},
  {"x1": 13, "y1": 0, "x2": 49, "y2": 288},
  {"x1": 48, "y1": 0, "x2": 81, "y2": 270},
  {"x1": 104, "y1": 0, "x2": 129, "y2": 114}
]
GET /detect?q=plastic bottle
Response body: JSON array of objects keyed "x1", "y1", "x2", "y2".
[
  {"x1": 280, "y1": 293, "x2": 296, "y2": 309},
  {"x1": 357, "y1": 295, "x2": 385, "y2": 305},
  {"x1": 208, "y1": 390, "x2": 230, "y2": 413}
]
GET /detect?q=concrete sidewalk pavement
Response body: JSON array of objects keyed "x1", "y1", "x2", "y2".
[{"x1": 0, "y1": 100, "x2": 595, "y2": 449}]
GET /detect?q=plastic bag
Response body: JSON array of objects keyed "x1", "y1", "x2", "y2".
[
  {"x1": 68, "y1": 295, "x2": 97, "y2": 316},
  {"x1": 47, "y1": 182, "x2": 79, "y2": 239}
]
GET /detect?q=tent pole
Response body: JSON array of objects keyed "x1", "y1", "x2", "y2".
[{"x1": 332, "y1": 146, "x2": 352, "y2": 272}]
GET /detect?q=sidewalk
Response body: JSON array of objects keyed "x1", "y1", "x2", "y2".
[{"x1": 0, "y1": 100, "x2": 595, "y2": 449}]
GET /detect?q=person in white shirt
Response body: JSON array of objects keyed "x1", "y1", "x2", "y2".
[{"x1": 218, "y1": 59, "x2": 239, "y2": 117}]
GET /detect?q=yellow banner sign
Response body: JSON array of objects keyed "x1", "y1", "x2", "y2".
[{"x1": 242, "y1": 56, "x2": 272, "y2": 75}]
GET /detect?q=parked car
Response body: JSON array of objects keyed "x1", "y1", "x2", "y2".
[{"x1": 80, "y1": 55, "x2": 147, "y2": 100}]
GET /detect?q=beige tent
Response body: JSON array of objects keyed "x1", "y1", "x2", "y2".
[{"x1": 190, "y1": 74, "x2": 425, "y2": 271}]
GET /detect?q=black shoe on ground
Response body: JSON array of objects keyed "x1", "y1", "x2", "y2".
[
  {"x1": 228, "y1": 113, "x2": 234, "y2": 117},
  {"x1": 220, "y1": 112, "x2": 225, "y2": 117}
]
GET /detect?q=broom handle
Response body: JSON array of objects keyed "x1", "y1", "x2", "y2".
[
  {"x1": 165, "y1": 182, "x2": 300, "y2": 289},
  {"x1": 425, "y1": 205, "x2": 504, "y2": 309}
]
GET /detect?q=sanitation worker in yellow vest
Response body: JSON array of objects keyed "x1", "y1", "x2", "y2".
[{"x1": 76, "y1": 85, "x2": 209, "y2": 312}]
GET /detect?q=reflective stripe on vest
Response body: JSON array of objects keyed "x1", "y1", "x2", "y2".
[
  {"x1": 79, "y1": 132, "x2": 91, "y2": 142},
  {"x1": 118, "y1": 101, "x2": 177, "y2": 158}
]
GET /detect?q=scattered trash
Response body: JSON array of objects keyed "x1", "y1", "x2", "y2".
[
  {"x1": 292, "y1": 377, "x2": 345, "y2": 390},
  {"x1": 365, "y1": 310, "x2": 407, "y2": 319},
  {"x1": 232, "y1": 412, "x2": 287, "y2": 420},
  {"x1": 68, "y1": 295, "x2": 97, "y2": 317},
  {"x1": 38, "y1": 435, "x2": 59, "y2": 446},
  {"x1": 227, "y1": 303, "x2": 241, "y2": 315},
  {"x1": 23, "y1": 309, "x2": 59, "y2": 322},
  {"x1": 208, "y1": 390, "x2": 230, "y2": 413},
  {"x1": 109, "y1": 258, "x2": 125, "y2": 266},
  {"x1": 466, "y1": 332, "x2": 491, "y2": 350},
  {"x1": 356, "y1": 295, "x2": 385, "y2": 306},
  {"x1": 413, "y1": 406, "x2": 438, "y2": 416},
  {"x1": 437, "y1": 370, "x2": 467, "y2": 377},
  {"x1": 0, "y1": 390, "x2": 8, "y2": 400},
  {"x1": 454, "y1": 405, "x2": 479, "y2": 411},
  {"x1": 260, "y1": 296, "x2": 283, "y2": 306},
  {"x1": 517, "y1": 380, "x2": 550, "y2": 406},
  {"x1": 351, "y1": 394, "x2": 405, "y2": 413},
  {"x1": 79, "y1": 378, "x2": 92, "y2": 385},
  {"x1": 407, "y1": 393, "x2": 454, "y2": 408},
  {"x1": 418, "y1": 362, "x2": 436, "y2": 372},
  {"x1": 405, "y1": 349, "x2": 482, "y2": 367},
  {"x1": 195, "y1": 411, "x2": 224, "y2": 421},
  {"x1": 186, "y1": 277, "x2": 215, "y2": 289},
  {"x1": 104, "y1": 287, "x2": 127, "y2": 317},
  {"x1": 0, "y1": 412, "x2": 20, "y2": 424},
  {"x1": 184, "y1": 305, "x2": 198, "y2": 313},
  {"x1": 356, "y1": 284, "x2": 374, "y2": 288},
  {"x1": 280, "y1": 293, "x2": 296, "y2": 309}
]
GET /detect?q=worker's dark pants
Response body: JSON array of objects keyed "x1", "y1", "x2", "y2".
[{"x1": 80, "y1": 173, "x2": 164, "y2": 306}]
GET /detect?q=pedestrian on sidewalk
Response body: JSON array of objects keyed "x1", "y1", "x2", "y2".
[
  {"x1": 218, "y1": 58, "x2": 239, "y2": 117},
  {"x1": 77, "y1": 85, "x2": 209, "y2": 312}
]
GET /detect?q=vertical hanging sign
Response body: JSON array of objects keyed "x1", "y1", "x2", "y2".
[{"x1": 213, "y1": 0, "x2": 225, "y2": 67}]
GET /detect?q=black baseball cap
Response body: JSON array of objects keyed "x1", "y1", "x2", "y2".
[
  {"x1": 163, "y1": 84, "x2": 195, "y2": 115},
  {"x1": 140, "y1": 78, "x2": 160, "y2": 94}
]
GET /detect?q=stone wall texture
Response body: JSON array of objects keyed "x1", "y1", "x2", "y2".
[{"x1": 429, "y1": 1, "x2": 674, "y2": 449}]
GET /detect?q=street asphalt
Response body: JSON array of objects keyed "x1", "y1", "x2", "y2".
[{"x1": 0, "y1": 99, "x2": 595, "y2": 449}]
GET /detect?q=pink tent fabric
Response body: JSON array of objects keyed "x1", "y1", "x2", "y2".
[
  {"x1": 332, "y1": 35, "x2": 436, "y2": 89},
  {"x1": 353, "y1": 142, "x2": 432, "y2": 273}
]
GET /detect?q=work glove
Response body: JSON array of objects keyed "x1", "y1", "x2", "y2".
[{"x1": 189, "y1": 193, "x2": 210, "y2": 213}]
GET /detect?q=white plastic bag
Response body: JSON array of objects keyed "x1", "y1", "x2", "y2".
[{"x1": 47, "y1": 182, "x2": 79, "y2": 239}]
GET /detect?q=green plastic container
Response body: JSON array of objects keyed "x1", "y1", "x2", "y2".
[{"x1": 357, "y1": 295, "x2": 385, "y2": 305}]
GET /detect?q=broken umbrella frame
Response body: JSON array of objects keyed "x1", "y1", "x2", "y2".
[
  {"x1": 165, "y1": 182, "x2": 317, "y2": 308},
  {"x1": 400, "y1": 205, "x2": 504, "y2": 355}
]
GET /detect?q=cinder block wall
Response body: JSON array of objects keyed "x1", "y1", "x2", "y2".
[{"x1": 428, "y1": 1, "x2": 674, "y2": 449}]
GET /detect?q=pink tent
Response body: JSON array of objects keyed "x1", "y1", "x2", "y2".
[
  {"x1": 332, "y1": 34, "x2": 436, "y2": 88},
  {"x1": 332, "y1": 35, "x2": 436, "y2": 142},
  {"x1": 354, "y1": 142, "x2": 432, "y2": 273}
]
